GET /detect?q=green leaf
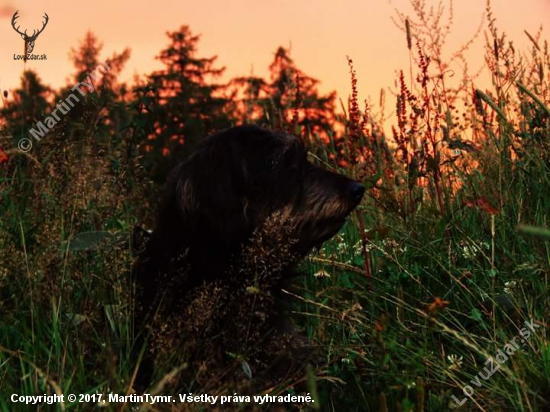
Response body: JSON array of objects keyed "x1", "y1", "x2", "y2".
[
  {"x1": 352, "y1": 255, "x2": 365, "y2": 267},
  {"x1": 518, "y1": 225, "x2": 550, "y2": 239},
  {"x1": 470, "y1": 308, "x2": 483, "y2": 322},
  {"x1": 65, "y1": 231, "x2": 114, "y2": 251}
]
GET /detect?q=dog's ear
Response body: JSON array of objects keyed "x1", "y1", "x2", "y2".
[
  {"x1": 173, "y1": 140, "x2": 252, "y2": 247},
  {"x1": 132, "y1": 225, "x2": 152, "y2": 256}
]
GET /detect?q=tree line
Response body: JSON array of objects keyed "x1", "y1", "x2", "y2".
[{"x1": 0, "y1": 26, "x2": 341, "y2": 184}]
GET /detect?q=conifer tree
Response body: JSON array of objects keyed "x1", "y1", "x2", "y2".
[
  {"x1": 1, "y1": 70, "x2": 51, "y2": 143},
  {"x1": 136, "y1": 25, "x2": 232, "y2": 181},
  {"x1": 231, "y1": 46, "x2": 338, "y2": 140}
]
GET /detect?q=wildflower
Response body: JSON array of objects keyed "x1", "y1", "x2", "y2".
[
  {"x1": 459, "y1": 240, "x2": 489, "y2": 259},
  {"x1": 246, "y1": 286, "x2": 261, "y2": 294},
  {"x1": 374, "y1": 314, "x2": 389, "y2": 332},
  {"x1": 447, "y1": 354, "x2": 463, "y2": 370},
  {"x1": 337, "y1": 241, "x2": 348, "y2": 254},
  {"x1": 313, "y1": 269, "x2": 330, "y2": 278},
  {"x1": 459, "y1": 270, "x2": 474, "y2": 280},
  {"x1": 382, "y1": 238, "x2": 405, "y2": 253},
  {"x1": 354, "y1": 240, "x2": 374, "y2": 254},
  {"x1": 405, "y1": 380, "x2": 417, "y2": 389},
  {"x1": 425, "y1": 297, "x2": 450, "y2": 314},
  {"x1": 351, "y1": 302, "x2": 363, "y2": 312},
  {"x1": 0, "y1": 148, "x2": 8, "y2": 163},
  {"x1": 503, "y1": 280, "x2": 517, "y2": 294},
  {"x1": 334, "y1": 234, "x2": 348, "y2": 254},
  {"x1": 463, "y1": 197, "x2": 499, "y2": 214}
]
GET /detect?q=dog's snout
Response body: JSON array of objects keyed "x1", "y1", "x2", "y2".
[{"x1": 347, "y1": 181, "x2": 365, "y2": 203}]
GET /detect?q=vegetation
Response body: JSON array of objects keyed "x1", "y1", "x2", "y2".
[{"x1": 0, "y1": 0, "x2": 548, "y2": 410}]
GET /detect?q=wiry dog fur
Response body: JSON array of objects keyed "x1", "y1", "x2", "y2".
[{"x1": 133, "y1": 125, "x2": 365, "y2": 392}]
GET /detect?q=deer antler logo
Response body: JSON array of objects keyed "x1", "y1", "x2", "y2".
[{"x1": 11, "y1": 10, "x2": 49, "y2": 55}]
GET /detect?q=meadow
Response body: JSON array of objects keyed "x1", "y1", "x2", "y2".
[{"x1": 0, "y1": 1, "x2": 549, "y2": 410}]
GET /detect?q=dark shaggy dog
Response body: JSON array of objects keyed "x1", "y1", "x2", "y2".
[{"x1": 133, "y1": 125, "x2": 364, "y2": 391}]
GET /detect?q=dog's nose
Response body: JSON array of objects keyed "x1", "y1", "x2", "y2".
[{"x1": 348, "y1": 182, "x2": 365, "y2": 203}]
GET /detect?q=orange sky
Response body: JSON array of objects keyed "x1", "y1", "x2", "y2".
[{"x1": 0, "y1": 0, "x2": 548, "y2": 110}]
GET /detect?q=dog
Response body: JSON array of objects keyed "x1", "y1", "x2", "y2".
[{"x1": 132, "y1": 125, "x2": 365, "y2": 391}]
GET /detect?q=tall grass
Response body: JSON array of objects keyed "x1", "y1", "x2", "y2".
[
  {"x1": 0, "y1": 0, "x2": 549, "y2": 410},
  {"x1": 300, "y1": 1, "x2": 550, "y2": 410}
]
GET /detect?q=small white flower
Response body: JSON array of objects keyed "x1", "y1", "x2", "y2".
[
  {"x1": 314, "y1": 269, "x2": 330, "y2": 278},
  {"x1": 447, "y1": 354, "x2": 463, "y2": 370},
  {"x1": 503, "y1": 280, "x2": 517, "y2": 294},
  {"x1": 354, "y1": 240, "x2": 374, "y2": 254},
  {"x1": 405, "y1": 380, "x2": 417, "y2": 389},
  {"x1": 459, "y1": 240, "x2": 487, "y2": 259},
  {"x1": 337, "y1": 241, "x2": 348, "y2": 254}
]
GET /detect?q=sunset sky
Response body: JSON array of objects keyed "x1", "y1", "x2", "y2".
[{"x1": 0, "y1": 0, "x2": 548, "y2": 110}]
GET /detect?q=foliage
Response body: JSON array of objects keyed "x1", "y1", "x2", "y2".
[
  {"x1": 0, "y1": 1, "x2": 549, "y2": 410},
  {"x1": 134, "y1": 25, "x2": 233, "y2": 182},
  {"x1": 230, "y1": 46, "x2": 338, "y2": 141}
]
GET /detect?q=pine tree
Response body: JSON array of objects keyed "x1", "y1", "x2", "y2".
[
  {"x1": 231, "y1": 46, "x2": 338, "y2": 141},
  {"x1": 0, "y1": 70, "x2": 51, "y2": 148},
  {"x1": 136, "y1": 25, "x2": 233, "y2": 182},
  {"x1": 58, "y1": 31, "x2": 131, "y2": 134},
  {"x1": 67, "y1": 32, "x2": 130, "y2": 94}
]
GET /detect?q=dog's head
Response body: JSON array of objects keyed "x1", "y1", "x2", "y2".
[{"x1": 157, "y1": 125, "x2": 364, "y2": 261}]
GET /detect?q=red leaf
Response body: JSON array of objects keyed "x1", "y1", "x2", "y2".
[
  {"x1": 463, "y1": 197, "x2": 499, "y2": 214},
  {"x1": 0, "y1": 148, "x2": 8, "y2": 164}
]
